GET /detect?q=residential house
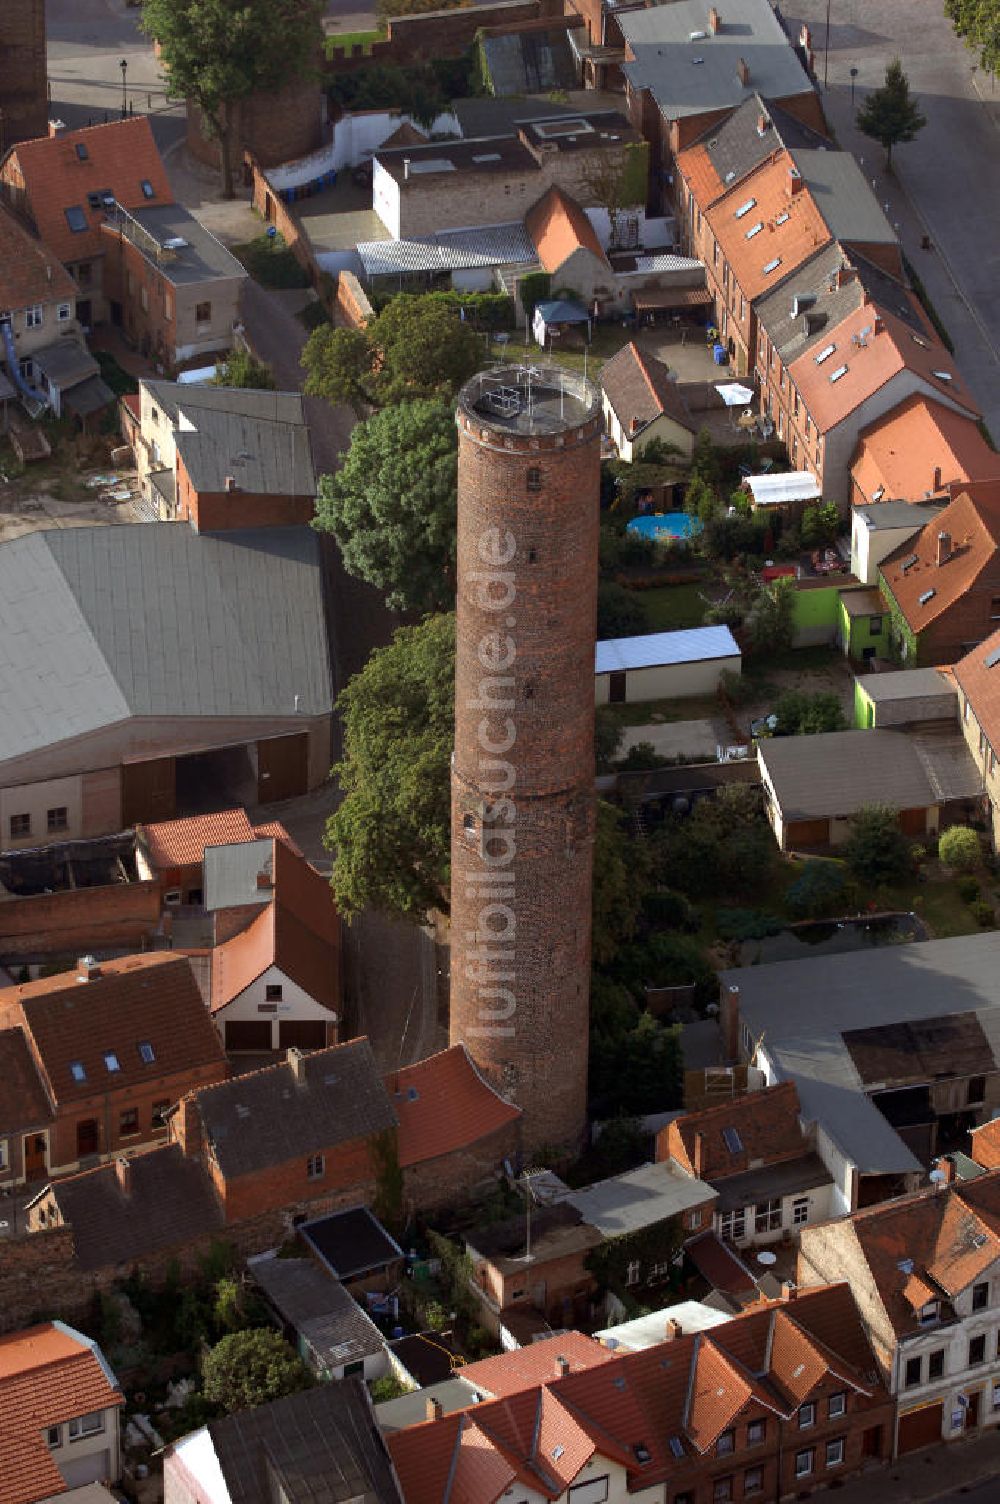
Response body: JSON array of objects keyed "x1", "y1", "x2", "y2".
[
  {"x1": 596, "y1": 1298, "x2": 733, "y2": 1351},
  {"x1": 0, "y1": 1321, "x2": 124, "y2": 1502},
  {"x1": 524, "y1": 184, "x2": 616, "y2": 309},
  {"x1": 126, "y1": 379, "x2": 311, "y2": 522},
  {"x1": 0, "y1": 1024, "x2": 54, "y2": 1189},
  {"x1": 163, "y1": 1380, "x2": 404, "y2": 1504},
  {"x1": 598, "y1": 339, "x2": 696, "y2": 459},
  {"x1": 202, "y1": 835, "x2": 341, "y2": 1053},
  {"x1": 99, "y1": 201, "x2": 246, "y2": 370},
  {"x1": 970, "y1": 1120, "x2": 1000, "y2": 1170},
  {"x1": 954, "y1": 626, "x2": 1000, "y2": 847},
  {"x1": 620, "y1": 0, "x2": 824, "y2": 208},
  {"x1": 850, "y1": 393, "x2": 1000, "y2": 508},
  {"x1": 0, "y1": 117, "x2": 173, "y2": 329},
  {"x1": 595, "y1": 625, "x2": 741, "y2": 706},
  {"x1": 298, "y1": 1205, "x2": 405, "y2": 1295},
  {"x1": 249, "y1": 1248, "x2": 394, "y2": 1381},
  {"x1": 0, "y1": 203, "x2": 112, "y2": 424},
  {"x1": 136, "y1": 806, "x2": 300, "y2": 905},
  {"x1": 0, "y1": 523, "x2": 334, "y2": 845},
  {"x1": 878, "y1": 480, "x2": 1000, "y2": 664},
  {"x1": 853, "y1": 668, "x2": 958, "y2": 730},
  {"x1": 0, "y1": 952, "x2": 227, "y2": 1183},
  {"x1": 658, "y1": 1081, "x2": 835, "y2": 1248},
  {"x1": 387, "y1": 1283, "x2": 893, "y2": 1502},
  {"x1": 798, "y1": 1174, "x2": 1000, "y2": 1454},
  {"x1": 719, "y1": 933, "x2": 1000, "y2": 1214},
  {"x1": 849, "y1": 498, "x2": 945, "y2": 587},
  {"x1": 371, "y1": 112, "x2": 643, "y2": 240},
  {"x1": 757, "y1": 727, "x2": 942, "y2": 849},
  {"x1": 465, "y1": 1204, "x2": 603, "y2": 1338}
]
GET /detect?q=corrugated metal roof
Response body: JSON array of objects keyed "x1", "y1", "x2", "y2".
[
  {"x1": 632, "y1": 252, "x2": 704, "y2": 273},
  {"x1": 357, "y1": 221, "x2": 536, "y2": 277},
  {"x1": 746, "y1": 470, "x2": 821, "y2": 505},
  {"x1": 0, "y1": 524, "x2": 333, "y2": 767},
  {"x1": 595, "y1": 625, "x2": 740, "y2": 674}
]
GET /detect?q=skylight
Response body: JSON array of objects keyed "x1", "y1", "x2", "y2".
[
  {"x1": 634, "y1": 1445, "x2": 652, "y2": 1464},
  {"x1": 814, "y1": 344, "x2": 836, "y2": 365},
  {"x1": 985, "y1": 646, "x2": 1000, "y2": 669},
  {"x1": 912, "y1": 333, "x2": 930, "y2": 349},
  {"x1": 775, "y1": 210, "x2": 790, "y2": 226},
  {"x1": 722, "y1": 1126, "x2": 743, "y2": 1153},
  {"x1": 70, "y1": 1061, "x2": 87, "y2": 1083},
  {"x1": 901, "y1": 553, "x2": 919, "y2": 571},
  {"x1": 138, "y1": 1041, "x2": 156, "y2": 1065},
  {"x1": 872, "y1": 486, "x2": 885, "y2": 502},
  {"x1": 933, "y1": 370, "x2": 953, "y2": 382},
  {"x1": 104, "y1": 1051, "x2": 121, "y2": 1073},
  {"x1": 745, "y1": 222, "x2": 763, "y2": 240},
  {"x1": 735, "y1": 197, "x2": 757, "y2": 219},
  {"x1": 75, "y1": 142, "x2": 89, "y2": 161},
  {"x1": 552, "y1": 1445, "x2": 565, "y2": 1461},
  {"x1": 669, "y1": 1437, "x2": 685, "y2": 1459},
  {"x1": 829, "y1": 364, "x2": 848, "y2": 382},
  {"x1": 140, "y1": 178, "x2": 156, "y2": 198},
  {"x1": 918, "y1": 588, "x2": 936, "y2": 605},
  {"x1": 64, "y1": 205, "x2": 87, "y2": 233},
  {"x1": 762, "y1": 256, "x2": 782, "y2": 275}
]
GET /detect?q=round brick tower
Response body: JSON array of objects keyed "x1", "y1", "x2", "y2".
[{"x1": 450, "y1": 364, "x2": 602, "y2": 1153}]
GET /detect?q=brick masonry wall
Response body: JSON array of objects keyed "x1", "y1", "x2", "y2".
[
  {"x1": 449, "y1": 377, "x2": 601, "y2": 1153},
  {"x1": 100, "y1": 231, "x2": 177, "y2": 369},
  {"x1": 0, "y1": 0, "x2": 47, "y2": 149},
  {"x1": 175, "y1": 454, "x2": 315, "y2": 531},
  {"x1": 187, "y1": 85, "x2": 325, "y2": 172},
  {"x1": 248, "y1": 161, "x2": 318, "y2": 283},
  {"x1": 0, "y1": 880, "x2": 161, "y2": 963},
  {"x1": 401, "y1": 1119, "x2": 521, "y2": 1216},
  {"x1": 334, "y1": 271, "x2": 373, "y2": 329},
  {"x1": 323, "y1": 0, "x2": 559, "y2": 74}
]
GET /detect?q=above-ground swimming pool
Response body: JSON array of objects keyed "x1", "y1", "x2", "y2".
[{"x1": 627, "y1": 513, "x2": 703, "y2": 543}]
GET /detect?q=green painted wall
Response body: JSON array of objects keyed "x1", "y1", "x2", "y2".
[
  {"x1": 877, "y1": 572, "x2": 920, "y2": 664},
  {"x1": 838, "y1": 597, "x2": 889, "y2": 662},
  {"x1": 854, "y1": 679, "x2": 876, "y2": 729},
  {"x1": 793, "y1": 585, "x2": 841, "y2": 629}
]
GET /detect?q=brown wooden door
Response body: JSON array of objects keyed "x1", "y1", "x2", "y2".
[
  {"x1": 23, "y1": 1133, "x2": 47, "y2": 1178},
  {"x1": 225, "y1": 1019, "x2": 273, "y2": 1051},
  {"x1": 76, "y1": 1119, "x2": 100, "y2": 1158},
  {"x1": 279, "y1": 1019, "x2": 328, "y2": 1051},
  {"x1": 121, "y1": 756, "x2": 176, "y2": 825},
  {"x1": 966, "y1": 1390, "x2": 981, "y2": 1431},
  {"x1": 786, "y1": 817, "x2": 831, "y2": 848},
  {"x1": 257, "y1": 733, "x2": 308, "y2": 804},
  {"x1": 899, "y1": 807, "x2": 929, "y2": 836},
  {"x1": 861, "y1": 1424, "x2": 883, "y2": 1459},
  {"x1": 897, "y1": 1403, "x2": 942, "y2": 1454}
]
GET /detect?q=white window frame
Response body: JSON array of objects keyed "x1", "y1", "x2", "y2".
[
  {"x1": 306, "y1": 1153, "x2": 325, "y2": 1180},
  {"x1": 719, "y1": 1208, "x2": 746, "y2": 1242},
  {"x1": 25, "y1": 304, "x2": 43, "y2": 329},
  {"x1": 625, "y1": 1259, "x2": 641, "y2": 1287},
  {"x1": 828, "y1": 1392, "x2": 846, "y2": 1419},
  {"x1": 68, "y1": 1412, "x2": 104, "y2": 1441},
  {"x1": 825, "y1": 1438, "x2": 845, "y2": 1468},
  {"x1": 798, "y1": 1402, "x2": 816, "y2": 1429},
  {"x1": 794, "y1": 1448, "x2": 814, "y2": 1478},
  {"x1": 57, "y1": 302, "x2": 72, "y2": 322},
  {"x1": 46, "y1": 1424, "x2": 61, "y2": 1449},
  {"x1": 792, "y1": 1197, "x2": 809, "y2": 1226}
]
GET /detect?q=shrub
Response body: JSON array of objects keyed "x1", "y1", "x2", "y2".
[
  {"x1": 958, "y1": 875, "x2": 981, "y2": 904},
  {"x1": 715, "y1": 908, "x2": 782, "y2": 942},
  {"x1": 717, "y1": 668, "x2": 754, "y2": 707},
  {"x1": 597, "y1": 581, "x2": 650, "y2": 638},
  {"x1": 971, "y1": 899, "x2": 995, "y2": 928},
  {"x1": 938, "y1": 824, "x2": 981, "y2": 873},
  {"x1": 642, "y1": 888, "x2": 699, "y2": 931},
  {"x1": 844, "y1": 804, "x2": 912, "y2": 888},
  {"x1": 202, "y1": 1329, "x2": 312, "y2": 1414},
  {"x1": 786, "y1": 859, "x2": 847, "y2": 918},
  {"x1": 234, "y1": 232, "x2": 310, "y2": 289}
]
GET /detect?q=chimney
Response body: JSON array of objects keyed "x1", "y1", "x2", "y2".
[
  {"x1": 114, "y1": 1156, "x2": 133, "y2": 1197},
  {"x1": 172, "y1": 1094, "x2": 202, "y2": 1160},
  {"x1": 426, "y1": 1396, "x2": 443, "y2": 1421},
  {"x1": 403, "y1": 157, "x2": 411, "y2": 181},
  {"x1": 721, "y1": 983, "x2": 741, "y2": 1061},
  {"x1": 836, "y1": 265, "x2": 859, "y2": 289},
  {"x1": 666, "y1": 1317, "x2": 683, "y2": 1340},
  {"x1": 256, "y1": 866, "x2": 273, "y2": 890},
  {"x1": 932, "y1": 1155, "x2": 955, "y2": 1185},
  {"x1": 630, "y1": 415, "x2": 643, "y2": 437},
  {"x1": 76, "y1": 955, "x2": 101, "y2": 983},
  {"x1": 937, "y1": 530, "x2": 951, "y2": 566},
  {"x1": 756, "y1": 111, "x2": 770, "y2": 136},
  {"x1": 693, "y1": 1131, "x2": 705, "y2": 1178},
  {"x1": 932, "y1": 465, "x2": 942, "y2": 492},
  {"x1": 48, "y1": 119, "x2": 66, "y2": 137},
  {"x1": 736, "y1": 56, "x2": 750, "y2": 86},
  {"x1": 555, "y1": 1355, "x2": 571, "y2": 1377},
  {"x1": 787, "y1": 167, "x2": 803, "y2": 197},
  {"x1": 873, "y1": 313, "x2": 885, "y2": 336},
  {"x1": 781, "y1": 1280, "x2": 797, "y2": 1302},
  {"x1": 286, "y1": 1045, "x2": 307, "y2": 1082},
  {"x1": 224, "y1": 474, "x2": 237, "y2": 492},
  {"x1": 707, "y1": 6, "x2": 721, "y2": 32}
]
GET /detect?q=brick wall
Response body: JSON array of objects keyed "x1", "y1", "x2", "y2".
[
  {"x1": 174, "y1": 453, "x2": 315, "y2": 532},
  {"x1": 186, "y1": 83, "x2": 325, "y2": 172},
  {"x1": 323, "y1": 0, "x2": 558, "y2": 75},
  {"x1": 0, "y1": 0, "x2": 47, "y2": 149},
  {"x1": 248, "y1": 160, "x2": 317, "y2": 283},
  {"x1": 100, "y1": 230, "x2": 177, "y2": 369},
  {"x1": 219, "y1": 1135, "x2": 376, "y2": 1223},
  {"x1": 0, "y1": 880, "x2": 161, "y2": 963},
  {"x1": 401, "y1": 1120, "x2": 521, "y2": 1215},
  {"x1": 334, "y1": 271, "x2": 373, "y2": 330}
]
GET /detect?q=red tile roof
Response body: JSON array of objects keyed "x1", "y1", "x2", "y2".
[
  {"x1": 0, "y1": 1026, "x2": 52, "y2": 1135},
  {"x1": 460, "y1": 1333, "x2": 613, "y2": 1399},
  {"x1": 3, "y1": 117, "x2": 173, "y2": 265},
  {"x1": 705, "y1": 150, "x2": 829, "y2": 303},
  {"x1": 951, "y1": 616, "x2": 1000, "y2": 755},
  {"x1": 0, "y1": 203, "x2": 76, "y2": 312},
  {"x1": 0, "y1": 1322, "x2": 123, "y2": 1504},
  {"x1": 686, "y1": 1230, "x2": 756, "y2": 1297},
  {"x1": 525, "y1": 185, "x2": 609, "y2": 274},
  {"x1": 0, "y1": 952, "x2": 226, "y2": 1108},
  {"x1": 880, "y1": 479, "x2": 1000, "y2": 633},
  {"x1": 386, "y1": 1045, "x2": 522, "y2": 1167},
  {"x1": 852, "y1": 394, "x2": 1000, "y2": 505},
  {"x1": 141, "y1": 807, "x2": 257, "y2": 868},
  {"x1": 970, "y1": 1117, "x2": 1000, "y2": 1169},
  {"x1": 661, "y1": 1082, "x2": 804, "y2": 1180}
]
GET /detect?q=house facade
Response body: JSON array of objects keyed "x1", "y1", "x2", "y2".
[
  {"x1": 954, "y1": 627, "x2": 1000, "y2": 847},
  {"x1": 598, "y1": 339, "x2": 696, "y2": 460}
]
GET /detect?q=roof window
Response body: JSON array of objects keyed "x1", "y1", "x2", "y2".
[
  {"x1": 829, "y1": 364, "x2": 848, "y2": 382},
  {"x1": 64, "y1": 205, "x2": 87, "y2": 233},
  {"x1": 901, "y1": 553, "x2": 919, "y2": 571},
  {"x1": 872, "y1": 486, "x2": 885, "y2": 502},
  {"x1": 104, "y1": 1051, "x2": 121, "y2": 1073},
  {"x1": 722, "y1": 1126, "x2": 743, "y2": 1153},
  {"x1": 138, "y1": 1040, "x2": 156, "y2": 1065},
  {"x1": 140, "y1": 179, "x2": 156, "y2": 198},
  {"x1": 762, "y1": 256, "x2": 782, "y2": 275},
  {"x1": 745, "y1": 222, "x2": 763, "y2": 240},
  {"x1": 735, "y1": 197, "x2": 757, "y2": 219},
  {"x1": 669, "y1": 1437, "x2": 685, "y2": 1459},
  {"x1": 918, "y1": 588, "x2": 936, "y2": 605},
  {"x1": 75, "y1": 143, "x2": 89, "y2": 161},
  {"x1": 775, "y1": 210, "x2": 790, "y2": 226},
  {"x1": 814, "y1": 343, "x2": 836, "y2": 365},
  {"x1": 932, "y1": 370, "x2": 953, "y2": 382},
  {"x1": 70, "y1": 1061, "x2": 87, "y2": 1083},
  {"x1": 985, "y1": 646, "x2": 1000, "y2": 669}
]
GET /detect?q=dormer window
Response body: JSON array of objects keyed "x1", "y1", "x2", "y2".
[{"x1": 919, "y1": 1301, "x2": 939, "y2": 1325}]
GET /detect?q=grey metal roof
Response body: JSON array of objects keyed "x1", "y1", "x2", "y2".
[
  {"x1": 206, "y1": 1381, "x2": 403, "y2": 1504},
  {"x1": 721, "y1": 932, "x2": 1000, "y2": 1175},
  {"x1": 141, "y1": 379, "x2": 306, "y2": 428},
  {"x1": 910, "y1": 730, "x2": 983, "y2": 802},
  {"x1": 562, "y1": 1160, "x2": 716, "y2": 1237},
  {"x1": 31, "y1": 339, "x2": 99, "y2": 388},
  {"x1": 861, "y1": 668, "x2": 953, "y2": 702},
  {"x1": 204, "y1": 837, "x2": 274, "y2": 912},
  {"x1": 758, "y1": 728, "x2": 937, "y2": 820},
  {"x1": 196, "y1": 1039, "x2": 396, "y2": 1180},
  {"x1": 64, "y1": 375, "x2": 115, "y2": 416},
  {"x1": 249, "y1": 1255, "x2": 387, "y2": 1369},
  {"x1": 117, "y1": 203, "x2": 247, "y2": 287},
  {"x1": 756, "y1": 246, "x2": 919, "y2": 366},
  {"x1": 620, "y1": 0, "x2": 813, "y2": 117},
  {"x1": 698, "y1": 95, "x2": 829, "y2": 197},
  {"x1": 173, "y1": 406, "x2": 316, "y2": 496},
  {"x1": 449, "y1": 92, "x2": 626, "y2": 138},
  {"x1": 712, "y1": 1152, "x2": 833, "y2": 1213},
  {"x1": 790, "y1": 149, "x2": 896, "y2": 243},
  {"x1": 357, "y1": 222, "x2": 536, "y2": 277},
  {"x1": 856, "y1": 499, "x2": 946, "y2": 532},
  {"x1": 0, "y1": 524, "x2": 333, "y2": 768}
]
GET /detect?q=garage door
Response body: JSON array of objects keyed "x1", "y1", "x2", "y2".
[
  {"x1": 897, "y1": 1402, "x2": 943, "y2": 1454},
  {"x1": 279, "y1": 1019, "x2": 328, "y2": 1050},
  {"x1": 899, "y1": 807, "x2": 929, "y2": 835},
  {"x1": 121, "y1": 756, "x2": 176, "y2": 825},
  {"x1": 225, "y1": 1019, "x2": 273, "y2": 1051},
  {"x1": 785, "y1": 818, "x2": 830, "y2": 848},
  {"x1": 257, "y1": 732, "x2": 309, "y2": 803}
]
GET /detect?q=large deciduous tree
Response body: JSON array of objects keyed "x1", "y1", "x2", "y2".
[
  {"x1": 946, "y1": 0, "x2": 1000, "y2": 79},
  {"x1": 326, "y1": 612, "x2": 454, "y2": 924},
  {"x1": 314, "y1": 397, "x2": 457, "y2": 614},
  {"x1": 141, "y1": 0, "x2": 324, "y2": 196},
  {"x1": 201, "y1": 1329, "x2": 312, "y2": 1413},
  {"x1": 856, "y1": 58, "x2": 927, "y2": 167}
]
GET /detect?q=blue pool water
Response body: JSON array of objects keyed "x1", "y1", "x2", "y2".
[{"x1": 627, "y1": 512, "x2": 703, "y2": 543}]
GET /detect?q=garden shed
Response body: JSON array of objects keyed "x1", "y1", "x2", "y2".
[{"x1": 595, "y1": 624, "x2": 740, "y2": 705}]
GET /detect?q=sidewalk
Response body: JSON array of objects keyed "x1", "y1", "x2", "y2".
[{"x1": 831, "y1": 1429, "x2": 1000, "y2": 1504}]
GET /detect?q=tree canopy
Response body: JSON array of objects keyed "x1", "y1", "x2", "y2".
[
  {"x1": 843, "y1": 804, "x2": 912, "y2": 888},
  {"x1": 314, "y1": 398, "x2": 457, "y2": 614},
  {"x1": 201, "y1": 1328, "x2": 312, "y2": 1414},
  {"x1": 141, "y1": 0, "x2": 324, "y2": 194},
  {"x1": 597, "y1": 581, "x2": 650, "y2": 639},
  {"x1": 772, "y1": 688, "x2": 846, "y2": 736},
  {"x1": 326, "y1": 612, "x2": 454, "y2": 924},
  {"x1": 746, "y1": 576, "x2": 796, "y2": 656},
  {"x1": 946, "y1": 0, "x2": 1000, "y2": 77},
  {"x1": 302, "y1": 294, "x2": 483, "y2": 410},
  {"x1": 213, "y1": 349, "x2": 276, "y2": 390},
  {"x1": 856, "y1": 58, "x2": 927, "y2": 166}
]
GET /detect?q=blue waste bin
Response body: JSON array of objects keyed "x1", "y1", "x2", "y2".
[{"x1": 713, "y1": 343, "x2": 728, "y2": 365}]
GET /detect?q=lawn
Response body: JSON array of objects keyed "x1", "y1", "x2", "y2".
[
  {"x1": 539, "y1": 323, "x2": 636, "y2": 376},
  {"x1": 883, "y1": 874, "x2": 991, "y2": 940},
  {"x1": 601, "y1": 692, "x2": 724, "y2": 730},
  {"x1": 640, "y1": 582, "x2": 709, "y2": 632}
]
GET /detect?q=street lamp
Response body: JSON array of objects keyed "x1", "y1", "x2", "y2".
[
  {"x1": 823, "y1": 0, "x2": 831, "y2": 89},
  {"x1": 120, "y1": 58, "x2": 128, "y2": 121},
  {"x1": 850, "y1": 66, "x2": 859, "y2": 106}
]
